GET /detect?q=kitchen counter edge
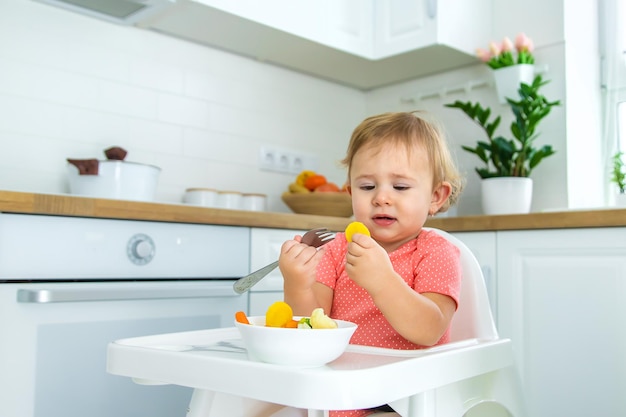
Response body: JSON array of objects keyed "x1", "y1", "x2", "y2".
[{"x1": 0, "y1": 190, "x2": 624, "y2": 232}]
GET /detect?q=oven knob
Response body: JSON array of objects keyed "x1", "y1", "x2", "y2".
[{"x1": 127, "y1": 234, "x2": 155, "y2": 265}]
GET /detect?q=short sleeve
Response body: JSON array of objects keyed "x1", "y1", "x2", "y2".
[{"x1": 411, "y1": 230, "x2": 462, "y2": 309}]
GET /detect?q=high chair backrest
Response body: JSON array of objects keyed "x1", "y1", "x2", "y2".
[{"x1": 425, "y1": 228, "x2": 499, "y2": 342}]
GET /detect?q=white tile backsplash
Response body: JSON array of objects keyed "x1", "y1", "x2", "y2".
[
  {"x1": 157, "y1": 94, "x2": 210, "y2": 128},
  {"x1": 129, "y1": 119, "x2": 184, "y2": 156}
]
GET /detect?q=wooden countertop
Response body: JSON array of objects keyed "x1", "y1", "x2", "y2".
[{"x1": 1, "y1": 190, "x2": 624, "y2": 232}]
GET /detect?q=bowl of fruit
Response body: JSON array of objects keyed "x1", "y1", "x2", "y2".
[
  {"x1": 234, "y1": 302, "x2": 357, "y2": 367},
  {"x1": 281, "y1": 170, "x2": 353, "y2": 217}
]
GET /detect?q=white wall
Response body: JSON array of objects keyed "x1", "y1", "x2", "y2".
[{"x1": 0, "y1": 0, "x2": 364, "y2": 212}]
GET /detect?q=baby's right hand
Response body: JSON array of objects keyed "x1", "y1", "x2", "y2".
[{"x1": 278, "y1": 236, "x2": 325, "y2": 290}]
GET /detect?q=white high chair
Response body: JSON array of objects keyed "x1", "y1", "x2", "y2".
[
  {"x1": 382, "y1": 228, "x2": 526, "y2": 416},
  {"x1": 107, "y1": 228, "x2": 526, "y2": 417}
]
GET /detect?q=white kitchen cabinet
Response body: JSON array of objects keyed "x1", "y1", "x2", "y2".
[
  {"x1": 373, "y1": 0, "x2": 437, "y2": 58},
  {"x1": 142, "y1": 0, "x2": 491, "y2": 89},
  {"x1": 323, "y1": 0, "x2": 373, "y2": 57},
  {"x1": 497, "y1": 228, "x2": 626, "y2": 417},
  {"x1": 373, "y1": 0, "x2": 491, "y2": 60},
  {"x1": 192, "y1": 0, "x2": 373, "y2": 57}
]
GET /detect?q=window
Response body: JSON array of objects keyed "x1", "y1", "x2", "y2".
[
  {"x1": 619, "y1": 102, "x2": 626, "y2": 152},
  {"x1": 602, "y1": 0, "x2": 626, "y2": 151}
]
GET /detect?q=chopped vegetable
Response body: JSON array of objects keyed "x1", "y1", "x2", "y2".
[
  {"x1": 345, "y1": 221, "x2": 370, "y2": 242},
  {"x1": 297, "y1": 317, "x2": 312, "y2": 329},
  {"x1": 265, "y1": 301, "x2": 294, "y2": 327},
  {"x1": 284, "y1": 319, "x2": 299, "y2": 328},
  {"x1": 235, "y1": 311, "x2": 250, "y2": 324},
  {"x1": 262, "y1": 301, "x2": 337, "y2": 330},
  {"x1": 309, "y1": 308, "x2": 338, "y2": 329}
]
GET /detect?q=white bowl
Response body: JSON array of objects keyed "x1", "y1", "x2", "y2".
[{"x1": 235, "y1": 316, "x2": 357, "y2": 367}]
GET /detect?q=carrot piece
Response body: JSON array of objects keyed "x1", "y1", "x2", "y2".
[
  {"x1": 235, "y1": 311, "x2": 250, "y2": 324},
  {"x1": 265, "y1": 301, "x2": 293, "y2": 327},
  {"x1": 345, "y1": 221, "x2": 370, "y2": 242},
  {"x1": 284, "y1": 319, "x2": 299, "y2": 328}
]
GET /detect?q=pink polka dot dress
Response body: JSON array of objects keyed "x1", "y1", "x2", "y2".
[{"x1": 317, "y1": 229, "x2": 462, "y2": 417}]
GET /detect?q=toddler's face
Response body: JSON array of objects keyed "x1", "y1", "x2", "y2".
[{"x1": 349, "y1": 142, "x2": 445, "y2": 252}]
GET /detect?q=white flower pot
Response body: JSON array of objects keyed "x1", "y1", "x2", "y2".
[
  {"x1": 492, "y1": 64, "x2": 535, "y2": 104},
  {"x1": 615, "y1": 193, "x2": 626, "y2": 207},
  {"x1": 481, "y1": 177, "x2": 533, "y2": 215}
]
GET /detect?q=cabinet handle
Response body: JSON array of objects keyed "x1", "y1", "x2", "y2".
[
  {"x1": 427, "y1": 0, "x2": 437, "y2": 18},
  {"x1": 17, "y1": 286, "x2": 240, "y2": 303}
]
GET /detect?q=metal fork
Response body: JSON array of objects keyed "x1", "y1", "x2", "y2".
[{"x1": 232, "y1": 228, "x2": 335, "y2": 294}]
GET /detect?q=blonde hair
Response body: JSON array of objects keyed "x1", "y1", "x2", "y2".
[{"x1": 340, "y1": 111, "x2": 464, "y2": 213}]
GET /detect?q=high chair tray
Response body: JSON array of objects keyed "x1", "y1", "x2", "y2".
[{"x1": 107, "y1": 327, "x2": 514, "y2": 411}]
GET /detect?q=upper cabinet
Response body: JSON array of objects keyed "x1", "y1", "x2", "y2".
[{"x1": 138, "y1": 0, "x2": 492, "y2": 90}]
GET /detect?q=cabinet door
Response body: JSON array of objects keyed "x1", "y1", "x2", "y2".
[
  {"x1": 497, "y1": 229, "x2": 626, "y2": 417},
  {"x1": 373, "y1": 0, "x2": 435, "y2": 58},
  {"x1": 323, "y1": 0, "x2": 373, "y2": 56},
  {"x1": 195, "y1": 0, "x2": 371, "y2": 56},
  {"x1": 373, "y1": 0, "x2": 492, "y2": 59},
  {"x1": 195, "y1": 0, "x2": 323, "y2": 42},
  {"x1": 248, "y1": 228, "x2": 304, "y2": 315}
]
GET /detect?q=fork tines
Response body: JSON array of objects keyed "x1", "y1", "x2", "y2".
[{"x1": 316, "y1": 230, "x2": 335, "y2": 241}]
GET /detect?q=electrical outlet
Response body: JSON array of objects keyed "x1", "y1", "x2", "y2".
[
  {"x1": 291, "y1": 155, "x2": 304, "y2": 173},
  {"x1": 259, "y1": 147, "x2": 277, "y2": 171},
  {"x1": 258, "y1": 145, "x2": 319, "y2": 174}
]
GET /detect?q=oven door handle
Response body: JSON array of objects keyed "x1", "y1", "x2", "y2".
[{"x1": 16, "y1": 286, "x2": 242, "y2": 303}]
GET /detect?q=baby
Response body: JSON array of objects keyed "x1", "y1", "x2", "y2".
[{"x1": 278, "y1": 111, "x2": 465, "y2": 417}]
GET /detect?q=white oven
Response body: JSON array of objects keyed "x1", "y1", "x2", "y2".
[{"x1": 0, "y1": 213, "x2": 249, "y2": 417}]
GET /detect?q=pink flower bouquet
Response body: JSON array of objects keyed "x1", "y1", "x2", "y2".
[{"x1": 476, "y1": 33, "x2": 535, "y2": 70}]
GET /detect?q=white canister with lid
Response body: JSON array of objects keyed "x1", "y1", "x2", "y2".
[
  {"x1": 217, "y1": 191, "x2": 243, "y2": 209},
  {"x1": 242, "y1": 193, "x2": 267, "y2": 211},
  {"x1": 183, "y1": 188, "x2": 218, "y2": 207},
  {"x1": 67, "y1": 160, "x2": 161, "y2": 202}
]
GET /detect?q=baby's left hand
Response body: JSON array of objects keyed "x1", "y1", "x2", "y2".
[{"x1": 345, "y1": 233, "x2": 394, "y2": 293}]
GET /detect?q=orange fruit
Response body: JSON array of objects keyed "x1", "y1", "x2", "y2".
[
  {"x1": 296, "y1": 170, "x2": 316, "y2": 186},
  {"x1": 304, "y1": 174, "x2": 327, "y2": 191},
  {"x1": 314, "y1": 182, "x2": 340, "y2": 192},
  {"x1": 265, "y1": 301, "x2": 293, "y2": 327},
  {"x1": 345, "y1": 221, "x2": 370, "y2": 242}
]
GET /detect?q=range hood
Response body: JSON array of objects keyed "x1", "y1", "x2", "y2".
[{"x1": 33, "y1": 0, "x2": 176, "y2": 25}]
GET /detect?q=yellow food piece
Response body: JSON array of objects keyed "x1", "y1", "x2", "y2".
[
  {"x1": 295, "y1": 170, "x2": 317, "y2": 187},
  {"x1": 265, "y1": 301, "x2": 294, "y2": 327},
  {"x1": 309, "y1": 308, "x2": 337, "y2": 329},
  {"x1": 344, "y1": 221, "x2": 370, "y2": 242},
  {"x1": 288, "y1": 182, "x2": 310, "y2": 194}
]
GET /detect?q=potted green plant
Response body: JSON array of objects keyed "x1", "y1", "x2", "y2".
[
  {"x1": 445, "y1": 74, "x2": 560, "y2": 214},
  {"x1": 610, "y1": 151, "x2": 626, "y2": 206}
]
